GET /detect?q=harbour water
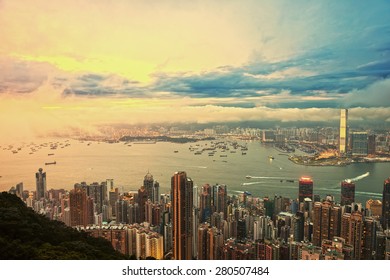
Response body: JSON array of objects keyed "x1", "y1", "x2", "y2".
[{"x1": 0, "y1": 139, "x2": 388, "y2": 203}]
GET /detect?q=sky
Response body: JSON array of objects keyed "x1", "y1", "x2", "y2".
[{"x1": 1, "y1": 0, "x2": 390, "y2": 140}]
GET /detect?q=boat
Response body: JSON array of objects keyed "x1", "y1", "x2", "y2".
[
  {"x1": 286, "y1": 179, "x2": 294, "y2": 183},
  {"x1": 246, "y1": 175, "x2": 252, "y2": 179},
  {"x1": 194, "y1": 151, "x2": 202, "y2": 155},
  {"x1": 48, "y1": 153, "x2": 54, "y2": 156},
  {"x1": 269, "y1": 156, "x2": 275, "y2": 160},
  {"x1": 174, "y1": 150, "x2": 179, "y2": 153},
  {"x1": 220, "y1": 154, "x2": 227, "y2": 157},
  {"x1": 133, "y1": 141, "x2": 156, "y2": 144},
  {"x1": 242, "y1": 152, "x2": 247, "y2": 155},
  {"x1": 45, "y1": 161, "x2": 56, "y2": 165}
]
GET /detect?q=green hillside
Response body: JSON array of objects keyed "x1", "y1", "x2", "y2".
[{"x1": 0, "y1": 192, "x2": 129, "y2": 260}]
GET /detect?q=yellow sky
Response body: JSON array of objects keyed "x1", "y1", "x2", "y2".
[{"x1": 0, "y1": 1, "x2": 259, "y2": 83}]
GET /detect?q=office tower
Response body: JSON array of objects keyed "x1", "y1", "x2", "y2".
[
  {"x1": 152, "y1": 181, "x2": 160, "y2": 204},
  {"x1": 339, "y1": 108, "x2": 348, "y2": 154},
  {"x1": 298, "y1": 177, "x2": 313, "y2": 204},
  {"x1": 35, "y1": 168, "x2": 47, "y2": 200},
  {"x1": 368, "y1": 134, "x2": 376, "y2": 155},
  {"x1": 351, "y1": 132, "x2": 368, "y2": 156},
  {"x1": 138, "y1": 186, "x2": 148, "y2": 223},
  {"x1": 69, "y1": 188, "x2": 88, "y2": 227},
  {"x1": 341, "y1": 181, "x2": 355, "y2": 206},
  {"x1": 171, "y1": 171, "x2": 194, "y2": 260},
  {"x1": 382, "y1": 178, "x2": 390, "y2": 229},
  {"x1": 143, "y1": 172, "x2": 154, "y2": 201}
]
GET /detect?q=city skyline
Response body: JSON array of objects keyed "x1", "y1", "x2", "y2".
[
  {"x1": 0, "y1": 1, "x2": 390, "y2": 142},
  {"x1": 7, "y1": 167, "x2": 390, "y2": 260}
]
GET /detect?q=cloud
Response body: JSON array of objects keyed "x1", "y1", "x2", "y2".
[
  {"x1": 343, "y1": 78, "x2": 390, "y2": 107},
  {"x1": 0, "y1": 57, "x2": 55, "y2": 93}
]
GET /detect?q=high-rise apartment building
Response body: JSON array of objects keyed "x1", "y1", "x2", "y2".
[
  {"x1": 69, "y1": 188, "x2": 88, "y2": 227},
  {"x1": 339, "y1": 109, "x2": 348, "y2": 154},
  {"x1": 171, "y1": 171, "x2": 194, "y2": 260},
  {"x1": 35, "y1": 168, "x2": 47, "y2": 200},
  {"x1": 200, "y1": 184, "x2": 212, "y2": 223}
]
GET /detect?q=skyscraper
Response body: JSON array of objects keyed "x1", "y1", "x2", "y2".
[
  {"x1": 143, "y1": 172, "x2": 154, "y2": 201},
  {"x1": 138, "y1": 185, "x2": 148, "y2": 223},
  {"x1": 351, "y1": 132, "x2": 368, "y2": 156},
  {"x1": 298, "y1": 177, "x2": 313, "y2": 204},
  {"x1": 341, "y1": 181, "x2": 355, "y2": 206},
  {"x1": 382, "y1": 177, "x2": 390, "y2": 229},
  {"x1": 200, "y1": 184, "x2": 212, "y2": 223},
  {"x1": 69, "y1": 188, "x2": 88, "y2": 227},
  {"x1": 171, "y1": 171, "x2": 194, "y2": 260},
  {"x1": 339, "y1": 108, "x2": 348, "y2": 154},
  {"x1": 35, "y1": 168, "x2": 47, "y2": 200}
]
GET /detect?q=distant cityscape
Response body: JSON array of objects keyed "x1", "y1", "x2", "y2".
[{"x1": 4, "y1": 109, "x2": 390, "y2": 260}]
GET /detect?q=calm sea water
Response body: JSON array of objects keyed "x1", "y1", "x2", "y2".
[{"x1": 0, "y1": 138, "x2": 388, "y2": 203}]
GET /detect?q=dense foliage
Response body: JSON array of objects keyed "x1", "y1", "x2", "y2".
[{"x1": 0, "y1": 192, "x2": 129, "y2": 260}]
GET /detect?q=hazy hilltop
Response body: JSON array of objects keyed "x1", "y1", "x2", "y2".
[{"x1": 0, "y1": 192, "x2": 129, "y2": 260}]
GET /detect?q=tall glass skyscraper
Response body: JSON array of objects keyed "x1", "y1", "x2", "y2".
[
  {"x1": 35, "y1": 168, "x2": 46, "y2": 200},
  {"x1": 339, "y1": 109, "x2": 348, "y2": 154}
]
